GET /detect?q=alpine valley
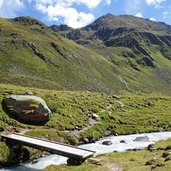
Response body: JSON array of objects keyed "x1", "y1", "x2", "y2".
[{"x1": 1, "y1": 14, "x2": 171, "y2": 171}]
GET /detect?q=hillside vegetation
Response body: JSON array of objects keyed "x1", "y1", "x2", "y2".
[
  {"x1": 0, "y1": 83, "x2": 171, "y2": 167},
  {"x1": 0, "y1": 15, "x2": 171, "y2": 93},
  {"x1": 0, "y1": 16, "x2": 124, "y2": 93},
  {"x1": 51, "y1": 14, "x2": 171, "y2": 94}
]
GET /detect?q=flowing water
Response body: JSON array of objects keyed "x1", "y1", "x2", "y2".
[{"x1": 2, "y1": 131, "x2": 171, "y2": 171}]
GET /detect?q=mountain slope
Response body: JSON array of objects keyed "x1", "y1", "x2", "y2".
[
  {"x1": 1, "y1": 15, "x2": 171, "y2": 93},
  {"x1": 50, "y1": 14, "x2": 171, "y2": 94},
  {"x1": 0, "y1": 16, "x2": 126, "y2": 92}
]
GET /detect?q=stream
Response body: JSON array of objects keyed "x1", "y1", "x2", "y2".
[{"x1": 2, "y1": 131, "x2": 171, "y2": 171}]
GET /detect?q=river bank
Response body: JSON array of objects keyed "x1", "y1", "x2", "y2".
[{"x1": 2, "y1": 131, "x2": 171, "y2": 171}]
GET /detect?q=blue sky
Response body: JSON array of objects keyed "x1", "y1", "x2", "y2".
[{"x1": 0, "y1": 0, "x2": 171, "y2": 28}]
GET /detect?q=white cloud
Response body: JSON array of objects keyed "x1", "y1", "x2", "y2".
[
  {"x1": 163, "y1": 11, "x2": 169, "y2": 19},
  {"x1": 30, "y1": 0, "x2": 109, "y2": 28},
  {"x1": 124, "y1": 0, "x2": 142, "y2": 14},
  {"x1": 30, "y1": 0, "x2": 103, "y2": 9},
  {"x1": 105, "y1": 0, "x2": 111, "y2": 5},
  {"x1": 42, "y1": 4, "x2": 95, "y2": 28},
  {"x1": 0, "y1": 0, "x2": 24, "y2": 18},
  {"x1": 75, "y1": 0, "x2": 102, "y2": 9},
  {"x1": 135, "y1": 13, "x2": 144, "y2": 18},
  {"x1": 162, "y1": 5, "x2": 171, "y2": 19},
  {"x1": 0, "y1": 0, "x2": 4, "y2": 7},
  {"x1": 145, "y1": 0, "x2": 165, "y2": 8},
  {"x1": 150, "y1": 17, "x2": 156, "y2": 21}
]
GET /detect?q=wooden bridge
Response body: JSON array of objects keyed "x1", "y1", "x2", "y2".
[{"x1": 1, "y1": 133, "x2": 95, "y2": 162}]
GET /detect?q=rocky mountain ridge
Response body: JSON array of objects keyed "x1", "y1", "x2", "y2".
[
  {"x1": 50, "y1": 14, "x2": 171, "y2": 62},
  {"x1": 49, "y1": 14, "x2": 171, "y2": 94}
]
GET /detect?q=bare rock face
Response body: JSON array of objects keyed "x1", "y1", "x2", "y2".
[{"x1": 2, "y1": 95, "x2": 52, "y2": 123}]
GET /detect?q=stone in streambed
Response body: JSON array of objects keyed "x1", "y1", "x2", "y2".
[
  {"x1": 134, "y1": 136, "x2": 149, "y2": 142},
  {"x1": 120, "y1": 140, "x2": 126, "y2": 143},
  {"x1": 102, "y1": 140, "x2": 113, "y2": 146}
]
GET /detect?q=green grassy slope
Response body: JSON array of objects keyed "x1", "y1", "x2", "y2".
[
  {"x1": 0, "y1": 17, "x2": 124, "y2": 93},
  {"x1": 0, "y1": 16, "x2": 171, "y2": 93}
]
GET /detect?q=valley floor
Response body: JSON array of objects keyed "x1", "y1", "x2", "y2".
[{"x1": 0, "y1": 83, "x2": 171, "y2": 170}]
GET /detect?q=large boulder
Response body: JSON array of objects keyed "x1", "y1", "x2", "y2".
[{"x1": 2, "y1": 95, "x2": 52, "y2": 123}]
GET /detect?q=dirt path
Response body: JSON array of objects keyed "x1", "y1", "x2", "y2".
[
  {"x1": 69, "y1": 116, "x2": 100, "y2": 138},
  {"x1": 20, "y1": 128, "x2": 30, "y2": 134},
  {"x1": 103, "y1": 161, "x2": 123, "y2": 171},
  {"x1": 70, "y1": 103, "x2": 113, "y2": 138},
  {"x1": 88, "y1": 158, "x2": 123, "y2": 171},
  {"x1": 80, "y1": 117, "x2": 99, "y2": 133}
]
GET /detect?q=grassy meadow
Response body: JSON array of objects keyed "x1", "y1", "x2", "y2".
[{"x1": 0, "y1": 83, "x2": 171, "y2": 168}]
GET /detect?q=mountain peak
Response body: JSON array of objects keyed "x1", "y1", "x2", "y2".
[
  {"x1": 13, "y1": 16, "x2": 46, "y2": 27},
  {"x1": 103, "y1": 13, "x2": 114, "y2": 18},
  {"x1": 49, "y1": 24, "x2": 73, "y2": 32}
]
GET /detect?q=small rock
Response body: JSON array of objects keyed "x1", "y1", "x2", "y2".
[
  {"x1": 145, "y1": 159, "x2": 156, "y2": 165},
  {"x1": 117, "y1": 101, "x2": 124, "y2": 107},
  {"x1": 147, "y1": 144, "x2": 155, "y2": 151},
  {"x1": 88, "y1": 137, "x2": 96, "y2": 143},
  {"x1": 156, "y1": 163, "x2": 165, "y2": 167},
  {"x1": 112, "y1": 95, "x2": 120, "y2": 99},
  {"x1": 92, "y1": 114, "x2": 100, "y2": 120},
  {"x1": 165, "y1": 145, "x2": 171, "y2": 150},
  {"x1": 87, "y1": 158, "x2": 102, "y2": 165},
  {"x1": 147, "y1": 101, "x2": 155, "y2": 106},
  {"x1": 162, "y1": 152, "x2": 171, "y2": 158},
  {"x1": 75, "y1": 126, "x2": 79, "y2": 130},
  {"x1": 102, "y1": 140, "x2": 113, "y2": 146},
  {"x1": 157, "y1": 147, "x2": 165, "y2": 150},
  {"x1": 83, "y1": 138, "x2": 89, "y2": 144},
  {"x1": 120, "y1": 140, "x2": 126, "y2": 143},
  {"x1": 164, "y1": 156, "x2": 171, "y2": 162},
  {"x1": 67, "y1": 158, "x2": 84, "y2": 165},
  {"x1": 25, "y1": 91, "x2": 34, "y2": 95},
  {"x1": 103, "y1": 131, "x2": 111, "y2": 137},
  {"x1": 130, "y1": 158, "x2": 136, "y2": 161},
  {"x1": 134, "y1": 136, "x2": 149, "y2": 142},
  {"x1": 151, "y1": 166, "x2": 156, "y2": 170},
  {"x1": 127, "y1": 148, "x2": 141, "y2": 152},
  {"x1": 31, "y1": 160, "x2": 38, "y2": 164}
]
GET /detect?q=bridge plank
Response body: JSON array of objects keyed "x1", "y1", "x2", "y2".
[{"x1": 1, "y1": 133, "x2": 95, "y2": 160}]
